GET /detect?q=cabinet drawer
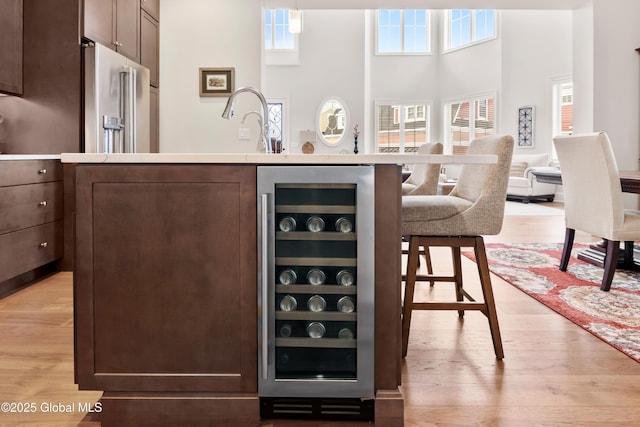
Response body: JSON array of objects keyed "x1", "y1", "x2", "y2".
[
  {"x1": 0, "y1": 220, "x2": 63, "y2": 283},
  {"x1": 0, "y1": 160, "x2": 63, "y2": 186},
  {"x1": 0, "y1": 182, "x2": 63, "y2": 234}
]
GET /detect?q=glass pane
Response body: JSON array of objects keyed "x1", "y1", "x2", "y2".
[
  {"x1": 474, "y1": 98, "x2": 495, "y2": 138},
  {"x1": 378, "y1": 9, "x2": 402, "y2": 53},
  {"x1": 274, "y1": 9, "x2": 294, "y2": 49},
  {"x1": 377, "y1": 104, "x2": 399, "y2": 153},
  {"x1": 450, "y1": 101, "x2": 470, "y2": 153},
  {"x1": 450, "y1": 9, "x2": 471, "y2": 49},
  {"x1": 404, "y1": 10, "x2": 428, "y2": 53},
  {"x1": 474, "y1": 9, "x2": 495, "y2": 41},
  {"x1": 264, "y1": 10, "x2": 273, "y2": 49}
]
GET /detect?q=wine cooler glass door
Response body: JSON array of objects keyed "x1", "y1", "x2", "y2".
[{"x1": 257, "y1": 166, "x2": 375, "y2": 398}]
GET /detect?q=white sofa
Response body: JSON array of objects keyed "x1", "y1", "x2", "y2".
[{"x1": 506, "y1": 153, "x2": 558, "y2": 203}]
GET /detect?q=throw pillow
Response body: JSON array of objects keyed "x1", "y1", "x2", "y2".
[{"x1": 509, "y1": 161, "x2": 528, "y2": 177}]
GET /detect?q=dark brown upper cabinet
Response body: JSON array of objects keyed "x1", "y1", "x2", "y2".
[
  {"x1": 83, "y1": 0, "x2": 140, "y2": 63},
  {"x1": 141, "y1": 9, "x2": 159, "y2": 87},
  {"x1": 0, "y1": 0, "x2": 24, "y2": 95},
  {"x1": 141, "y1": 0, "x2": 159, "y2": 21}
]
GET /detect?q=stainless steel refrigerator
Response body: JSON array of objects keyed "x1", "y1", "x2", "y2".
[{"x1": 84, "y1": 42, "x2": 150, "y2": 153}]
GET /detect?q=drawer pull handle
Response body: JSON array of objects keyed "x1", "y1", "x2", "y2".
[
  {"x1": 39, "y1": 201, "x2": 48, "y2": 207},
  {"x1": 40, "y1": 242, "x2": 48, "y2": 248},
  {"x1": 38, "y1": 168, "x2": 47, "y2": 174}
]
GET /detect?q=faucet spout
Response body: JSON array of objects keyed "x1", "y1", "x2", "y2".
[{"x1": 221, "y1": 87, "x2": 272, "y2": 153}]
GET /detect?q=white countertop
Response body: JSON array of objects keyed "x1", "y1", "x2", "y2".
[
  {"x1": 0, "y1": 154, "x2": 62, "y2": 160},
  {"x1": 60, "y1": 153, "x2": 497, "y2": 165}
]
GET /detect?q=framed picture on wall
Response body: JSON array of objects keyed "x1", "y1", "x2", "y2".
[
  {"x1": 199, "y1": 67, "x2": 235, "y2": 97},
  {"x1": 517, "y1": 105, "x2": 535, "y2": 147}
]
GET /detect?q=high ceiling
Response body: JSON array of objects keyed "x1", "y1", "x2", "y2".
[{"x1": 265, "y1": 0, "x2": 590, "y2": 10}]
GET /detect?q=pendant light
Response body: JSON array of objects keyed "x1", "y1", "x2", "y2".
[{"x1": 288, "y1": 8, "x2": 303, "y2": 34}]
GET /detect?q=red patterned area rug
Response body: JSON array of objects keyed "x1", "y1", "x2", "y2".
[{"x1": 464, "y1": 243, "x2": 640, "y2": 363}]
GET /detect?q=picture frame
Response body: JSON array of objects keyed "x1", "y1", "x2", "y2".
[
  {"x1": 199, "y1": 67, "x2": 235, "y2": 97},
  {"x1": 517, "y1": 105, "x2": 535, "y2": 148}
]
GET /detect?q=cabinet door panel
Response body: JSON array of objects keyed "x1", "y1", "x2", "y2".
[
  {"x1": 83, "y1": 0, "x2": 115, "y2": 49},
  {"x1": 0, "y1": 0, "x2": 23, "y2": 95},
  {"x1": 115, "y1": 0, "x2": 140, "y2": 62},
  {"x1": 141, "y1": 0, "x2": 159, "y2": 20},
  {"x1": 75, "y1": 165, "x2": 257, "y2": 392},
  {"x1": 141, "y1": 10, "x2": 159, "y2": 87}
]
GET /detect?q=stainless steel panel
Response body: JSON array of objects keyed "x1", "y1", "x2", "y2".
[{"x1": 257, "y1": 166, "x2": 375, "y2": 399}]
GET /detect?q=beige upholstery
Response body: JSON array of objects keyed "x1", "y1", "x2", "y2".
[
  {"x1": 401, "y1": 134, "x2": 514, "y2": 360},
  {"x1": 553, "y1": 132, "x2": 640, "y2": 291},
  {"x1": 402, "y1": 142, "x2": 444, "y2": 196}
]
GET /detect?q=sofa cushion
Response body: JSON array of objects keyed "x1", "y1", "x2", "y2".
[
  {"x1": 509, "y1": 161, "x2": 528, "y2": 177},
  {"x1": 508, "y1": 176, "x2": 531, "y2": 189},
  {"x1": 511, "y1": 153, "x2": 549, "y2": 168}
]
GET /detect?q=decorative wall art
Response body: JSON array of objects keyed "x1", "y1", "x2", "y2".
[
  {"x1": 517, "y1": 105, "x2": 535, "y2": 148},
  {"x1": 199, "y1": 67, "x2": 235, "y2": 97}
]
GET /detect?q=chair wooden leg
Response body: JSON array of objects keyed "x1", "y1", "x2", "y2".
[
  {"x1": 559, "y1": 228, "x2": 575, "y2": 271},
  {"x1": 402, "y1": 236, "x2": 420, "y2": 357},
  {"x1": 601, "y1": 239, "x2": 619, "y2": 291},
  {"x1": 474, "y1": 237, "x2": 504, "y2": 360},
  {"x1": 452, "y1": 246, "x2": 464, "y2": 317},
  {"x1": 623, "y1": 241, "x2": 635, "y2": 270},
  {"x1": 423, "y1": 246, "x2": 435, "y2": 286}
]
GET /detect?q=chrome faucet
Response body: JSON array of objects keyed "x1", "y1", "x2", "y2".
[
  {"x1": 222, "y1": 87, "x2": 272, "y2": 154},
  {"x1": 241, "y1": 111, "x2": 266, "y2": 153}
]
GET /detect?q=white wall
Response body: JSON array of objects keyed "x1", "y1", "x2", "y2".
[
  {"x1": 500, "y1": 10, "x2": 573, "y2": 155},
  {"x1": 160, "y1": 0, "x2": 263, "y2": 153},
  {"x1": 264, "y1": 10, "x2": 366, "y2": 154}
]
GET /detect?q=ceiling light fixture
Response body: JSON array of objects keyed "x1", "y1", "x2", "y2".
[{"x1": 289, "y1": 9, "x2": 303, "y2": 34}]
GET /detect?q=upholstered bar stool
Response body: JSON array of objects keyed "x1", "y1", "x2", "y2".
[
  {"x1": 401, "y1": 134, "x2": 514, "y2": 360},
  {"x1": 402, "y1": 142, "x2": 444, "y2": 195},
  {"x1": 401, "y1": 142, "x2": 444, "y2": 282}
]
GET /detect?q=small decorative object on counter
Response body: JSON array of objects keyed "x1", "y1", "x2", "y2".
[
  {"x1": 353, "y1": 124, "x2": 360, "y2": 154},
  {"x1": 279, "y1": 216, "x2": 296, "y2": 232},
  {"x1": 280, "y1": 295, "x2": 298, "y2": 312},
  {"x1": 279, "y1": 269, "x2": 297, "y2": 285},
  {"x1": 307, "y1": 268, "x2": 326, "y2": 285},
  {"x1": 306, "y1": 216, "x2": 325, "y2": 232}
]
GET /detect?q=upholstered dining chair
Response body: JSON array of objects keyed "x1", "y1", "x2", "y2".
[
  {"x1": 401, "y1": 134, "x2": 514, "y2": 360},
  {"x1": 553, "y1": 132, "x2": 640, "y2": 291},
  {"x1": 402, "y1": 142, "x2": 444, "y2": 196}
]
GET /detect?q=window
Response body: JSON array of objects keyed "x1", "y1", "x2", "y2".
[
  {"x1": 376, "y1": 101, "x2": 431, "y2": 153},
  {"x1": 264, "y1": 9, "x2": 294, "y2": 50},
  {"x1": 444, "y1": 95, "x2": 495, "y2": 154},
  {"x1": 445, "y1": 9, "x2": 495, "y2": 51},
  {"x1": 551, "y1": 79, "x2": 573, "y2": 158},
  {"x1": 377, "y1": 9, "x2": 430, "y2": 54}
]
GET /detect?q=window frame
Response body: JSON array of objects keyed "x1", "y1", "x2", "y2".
[
  {"x1": 375, "y1": 100, "x2": 433, "y2": 154},
  {"x1": 443, "y1": 9, "x2": 497, "y2": 53},
  {"x1": 375, "y1": 9, "x2": 431, "y2": 55},
  {"x1": 264, "y1": 9, "x2": 300, "y2": 66},
  {"x1": 443, "y1": 92, "x2": 497, "y2": 154}
]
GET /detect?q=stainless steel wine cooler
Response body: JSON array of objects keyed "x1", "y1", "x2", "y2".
[{"x1": 257, "y1": 166, "x2": 375, "y2": 398}]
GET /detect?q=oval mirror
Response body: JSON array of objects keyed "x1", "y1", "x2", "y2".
[{"x1": 317, "y1": 98, "x2": 348, "y2": 146}]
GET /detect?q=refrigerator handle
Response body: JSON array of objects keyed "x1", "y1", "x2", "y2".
[
  {"x1": 120, "y1": 66, "x2": 137, "y2": 153},
  {"x1": 259, "y1": 193, "x2": 270, "y2": 380}
]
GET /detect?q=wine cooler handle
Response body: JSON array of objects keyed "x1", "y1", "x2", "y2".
[{"x1": 260, "y1": 193, "x2": 269, "y2": 380}]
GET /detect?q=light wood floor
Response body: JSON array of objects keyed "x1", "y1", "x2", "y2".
[{"x1": 2, "y1": 205, "x2": 640, "y2": 426}]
